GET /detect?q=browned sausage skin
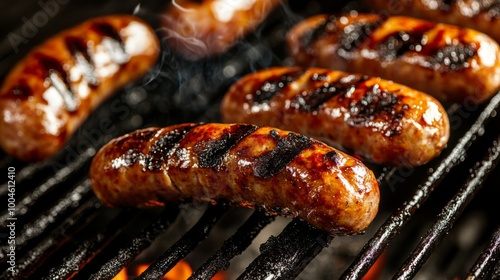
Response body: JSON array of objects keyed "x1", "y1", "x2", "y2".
[
  {"x1": 286, "y1": 13, "x2": 500, "y2": 104},
  {"x1": 363, "y1": 0, "x2": 500, "y2": 43},
  {"x1": 221, "y1": 67, "x2": 450, "y2": 167},
  {"x1": 0, "y1": 15, "x2": 160, "y2": 162},
  {"x1": 90, "y1": 123, "x2": 380, "y2": 235},
  {"x1": 160, "y1": 0, "x2": 282, "y2": 60}
]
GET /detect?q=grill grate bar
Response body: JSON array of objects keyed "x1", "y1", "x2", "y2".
[
  {"x1": 86, "y1": 205, "x2": 180, "y2": 280},
  {"x1": 41, "y1": 209, "x2": 138, "y2": 280},
  {"x1": 136, "y1": 203, "x2": 228, "y2": 280},
  {"x1": 7, "y1": 197, "x2": 101, "y2": 280},
  {"x1": 341, "y1": 92, "x2": 500, "y2": 279},
  {"x1": 466, "y1": 224, "x2": 500, "y2": 279},
  {"x1": 237, "y1": 218, "x2": 332, "y2": 280},
  {"x1": 190, "y1": 210, "x2": 275, "y2": 280},
  {"x1": 0, "y1": 179, "x2": 92, "y2": 263},
  {"x1": 0, "y1": 161, "x2": 53, "y2": 195},
  {"x1": 0, "y1": 145, "x2": 94, "y2": 193},
  {"x1": 0, "y1": 148, "x2": 93, "y2": 226},
  {"x1": 393, "y1": 135, "x2": 500, "y2": 279}
]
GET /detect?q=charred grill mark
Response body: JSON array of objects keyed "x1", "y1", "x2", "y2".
[
  {"x1": 4, "y1": 84, "x2": 32, "y2": 100},
  {"x1": 112, "y1": 126, "x2": 198, "y2": 170},
  {"x1": 251, "y1": 69, "x2": 304, "y2": 104},
  {"x1": 91, "y1": 22, "x2": 129, "y2": 64},
  {"x1": 253, "y1": 131, "x2": 313, "y2": 179},
  {"x1": 92, "y1": 22, "x2": 123, "y2": 44},
  {"x1": 430, "y1": 43, "x2": 476, "y2": 70},
  {"x1": 37, "y1": 54, "x2": 68, "y2": 84},
  {"x1": 146, "y1": 125, "x2": 198, "y2": 171},
  {"x1": 36, "y1": 53, "x2": 79, "y2": 112},
  {"x1": 347, "y1": 84, "x2": 408, "y2": 137},
  {"x1": 485, "y1": 1, "x2": 500, "y2": 18},
  {"x1": 114, "y1": 148, "x2": 144, "y2": 168},
  {"x1": 423, "y1": 29, "x2": 477, "y2": 70},
  {"x1": 311, "y1": 72, "x2": 328, "y2": 81},
  {"x1": 376, "y1": 26, "x2": 433, "y2": 60},
  {"x1": 65, "y1": 36, "x2": 99, "y2": 87},
  {"x1": 376, "y1": 23, "x2": 476, "y2": 70},
  {"x1": 437, "y1": 0, "x2": 456, "y2": 11},
  {"x1": 195, "y1": 124, "x2": 258, "y2": 168},
  {"x1": 301, "y1": 16, "x2": 385, "y2": 57},
  {"x1": 300, "y1": 15, "x2": 337, "y2": 50},
  {"x1": 111, "y1": 129, "x2": 160, "y2": 169},
  {"x1": 339, "y1": 19, "x2": 384, "y2": 53},
  {"x1": 292, "y1": 74, "x2": 368, "y2": 112}
]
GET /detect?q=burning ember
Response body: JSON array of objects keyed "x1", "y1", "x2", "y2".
[{"x1": 112, "y1": 259, "x2": 226, "y2": 280}]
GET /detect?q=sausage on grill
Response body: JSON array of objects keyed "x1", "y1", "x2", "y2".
[
  {"x1": 286, "y1": 13, "x2": 500, "y2": 104},
  {"x1": 89, "y1": 123, "x2": 380, "y2": 235},
  {"x1": 221, "y1": 67, "x2": 450, "y2": 167},
  {"x1": 0, "y1": 15, "x2": 160, "y2": 161},
  {"x1": 160, "y1": 0, "x2": 282, "y2": 60},
  {"x1": 363, "y1": 0, "x2": 500, "y2": 43}
]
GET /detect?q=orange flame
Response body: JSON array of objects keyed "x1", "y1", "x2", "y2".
[
  {"x1": 112, "y1": 267, "x2": 128, "y2": 280},
  {"x1": 211, "y1": 271, "x2": 227, "y2": 280},
  {"x1": 362, "y1": 252, "x2": 386, "y2": 280},
  {"x1": 112, "y1": 260, "x2": 227, "y2": 280},
  {"x1": 135, "y1": 260, "x2": 192, "y2": 280}
]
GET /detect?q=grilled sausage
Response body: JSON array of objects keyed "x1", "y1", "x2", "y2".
[
  {"x1": 0, "y1": 15, "x2": 160, "y2": 162},
  {"x1": 286, "y1": 13, "x2": 500, "y2": 104},
  {"x1": 160, "y1": 0, "x2": 282, "y2": 60},
  {"x1": 89, "y1": 123, "x2": 380, "y2": 235},
  {"x1": 363, "y1": 0, "x2": 500, "y2": 43},
  {"x1": 221, "y1": 67, "x2": 450, "y2": 167}
]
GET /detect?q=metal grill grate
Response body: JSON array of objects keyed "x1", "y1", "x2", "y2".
[{"x1": 1, "y1": 1, "x2": 500, "y2": 279}]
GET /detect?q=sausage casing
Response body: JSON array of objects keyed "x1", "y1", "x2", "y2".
[
  {"x1": 89, "y1": 123, "x2": 380, "y2": 235},
  {"x1": 160, "y1": 0, "x2": 282, "y2": 60},
  {"x1": 221, "y1": 67, "x2": 450, "y2": 167},
  {"x1": 363, "y1": 0, "x2": 500, "y2": 43},
  {"x1": 0, "y1": 15, "x2": 160, "y2": 161},
  {"x1": 286, "y1": 13, "x2": 500, "y2": 104}
]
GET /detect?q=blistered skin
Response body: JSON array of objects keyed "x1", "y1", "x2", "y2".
[
  {"x1": 286, "y1": 13, "x2": 500, "y2": 104},
  {"x1": 160, "y1": 0, "x2": 282, "y2": 60},
  {"x1": 90, "y1": 123, "x2": 380, "y2": 235},
  {"x1": 364, "y1": 0, "x2": 500, "y2": 43},
  {"x1": 221, "y1": 67, "x2": 450, "y2": 167},
  {"x1": 0, "y1": 15, "x2": 160, "y2": 162}
]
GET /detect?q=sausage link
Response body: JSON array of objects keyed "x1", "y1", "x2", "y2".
[
  {"x1": 89, "y1": 123, "x2": 380, "y2": 235},
  {"x1": 0, "y1": 15, "x2": 160, "y2": 162},
  {"x1": 160, "y1": 0, "x2": 282, "y2": 60},
  {"x1": 286, "y1": 13, "x2": 500, "y2": 104},
  {"x1": 221, "y1": 67, "x2": 450, "y2": 167},
  {"x1": 363, "y1": 0, "x2": 500, "y2": 43}
]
